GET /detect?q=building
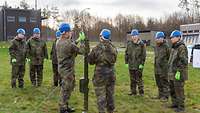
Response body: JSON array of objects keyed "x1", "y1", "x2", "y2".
[
  {"x1": 126, "y1": 30, "x2": 158, "y2": 46},
  {"x1": 0, "y1": 6, "x2": 41, "y2": 41},
  {"x1": 180, "y1": 23, "x2": 200, "y2": 45}
]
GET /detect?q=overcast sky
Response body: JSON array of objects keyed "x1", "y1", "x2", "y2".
[{"x1": 0, "y1": 0, "x2": 182, "y2": 20}]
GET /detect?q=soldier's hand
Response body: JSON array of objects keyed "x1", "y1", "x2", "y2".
[
  {"x1": 76, "y1": 32, "x2": 86, "y2": 42},
  {"x1": 11, "y1": 59, "x2": 17, "y2": 63},
  {"x1": 44, "y1": 59, "x2": 49, "y2": 62},
  {"x1": 125, "y1": 64, "x2": 129, "y2": 68},
  {"x1": 175, "y1": 71, "x2": 181, "y2": 81},
  {"x1": 139, "y1": 64, "x2": 144, "y2": 69},
  {"x1": 26, "y1": 58, "x2": 30, "y2": 62}
]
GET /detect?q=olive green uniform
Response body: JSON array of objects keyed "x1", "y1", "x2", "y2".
[
  {"x1": 125, "y1": 40, "x2": 146, "y2": 95},
  {"x1": 56, "y1": 38, "x2": 81, "y2": 111},
  {"x1": 9, "y1": 38, "x2": 26, "y2": 88},
  {"x1": 50, "y1": 39, "x2": 61, "y2": 86},
  {"x1": 154, "y1": 41, "x2": 170, "y2": 99},
  {"x1": 88, "y1": 41, "x2": 118, "y2": 113},
  {"x1": 168, "y1": 41, "x2": 188, "y2": 111},
  {"x1": 26, "y1": 37, "x2": 48, "y2": 86}
]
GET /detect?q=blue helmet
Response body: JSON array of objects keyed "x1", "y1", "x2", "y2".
[
  {"x1": 131, "y1": 29, "x2": 139, "y2": 36},
  {"x1": 59, "y1": 23, "x2": 71, "y2": 34},
  {"x1": 56, "y1": 31, "x2": 61, "y2": 38},
  {"x1": 100, "y1": 29, "x2": 111, "y2": 40},
  {"x1": 33, "y1": 28, "x2": 41, "y2": 34},
  {"x1": 170, "y1": 30, "x2": 182, "y2": 38},
  {"x1": 155, "y1": 32, "x2": 165, "y2": 39},
  {"x1": 17, "y1": 28, "x2": 25, "y2": 35}
]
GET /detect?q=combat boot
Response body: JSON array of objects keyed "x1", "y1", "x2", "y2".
[
  {"x1": 67, "y1": 107, "x2": 75, "y2": 112},
  {"x1": 11, "y1": 81, "x2": 16, "y2": 88},
  {"x1": 174, "y1": 107, "x2": 185, "y2": 112},
  {"x1": 128, "y1": 92, "x2": 137, "y2": 96},
  {"x1": 168, "y1": 104, "x2": 178, "y2": 109},
  {"x1": 139, "y1": 90, "x2": 144, "y2": 96},
  {"x1": 160, "y1": 97, "x2": 168, "y2": 102},
  {"x1": 60, "y1": 108, "x2": 69, "y2": 113}
]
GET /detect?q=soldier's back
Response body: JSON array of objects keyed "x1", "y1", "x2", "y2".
[{"x1": 56, "y1": 38, "x2": 76, "y2": 76}]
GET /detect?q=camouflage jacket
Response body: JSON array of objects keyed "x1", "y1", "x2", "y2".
[
  {"x1": 9, "y1": 38, "x2": 26, "y2": 65},
  {"x1": 154, "y1": 41, "x2": 170, "y2": 74},
  {"x1": 56, "y1": 38, "x2": 81, "y2": 76},
  {"x1": 168, "y1": 41, "x2": 188, "y2": 81},
  {"x1": 26, "y1": 37, "x2": 48, "y2": 65},
  {"x1": 50, "y1": 39, "x2": 58, "y2": 64},
  {"x1": 88, "y1": 41, "x2": 118, "y2": 76},
  {"x1": 125, "y1": 40, "x2": 146, "y2": 70}
]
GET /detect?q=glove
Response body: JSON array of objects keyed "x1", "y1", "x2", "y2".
[
  {"x1": 175, "y1": 71, "x2": 181, "y2": 81},
  {"x1": 76, "y1": 32, "x2": 86, "y2": 42},
  {"x1": 11, "y1": 59, "x2": 17, "y2": 63},
  {"x1": 125, "y1": 64, "x2": 129, "y2": 68},
  {"x1": 26, "y1": 58, "x2": 30, "y2": 62},
  {"x1": 44, "y1": 59, "x2": 49, "y2": 62},
  {"x1": 139, "y1": 64, "x2": 144, "y2": 69}
]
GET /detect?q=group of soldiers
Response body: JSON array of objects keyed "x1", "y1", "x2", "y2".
[
  {"x1": 9, "y1": 22, "x2": 188, "y2": 113},
  {"x1": 125, "y1": 29, "x2": 188, "y2": 113},
  {"x1": 9, "y1": 28, "x2": 48, "y2": 88}
]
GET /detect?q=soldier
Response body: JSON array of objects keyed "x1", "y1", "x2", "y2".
[
  {"x1": 50, "y1": 31, "x2": 61, "y2": 87},
  {"x1": 9, "y1": 28, "x2": 26, "y2": 88},
  {"x1": 26, "y1": 28, "x2": 48, "y2": 87},
  {"x1": 125, "y1": 29, "x2": 146, "y2": 96},
  {"x1": 56, "y1": 23, "x2": 84, "y2": 113},
  {"x1": 153, "y1": 32, "x2": 170, "y2": 101},
  {"x1": 88, "y1": 29, "x2": 118, "y2": 113},
  {"x1": 168, "y1": 30, "x2": 188, "y2": 112}
]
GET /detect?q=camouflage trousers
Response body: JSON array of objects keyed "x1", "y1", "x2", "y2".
[
  {"x1": 52, "y1": 64, "x2": 61, "y2": 86},
  {"x1": 129, "y1": 69, "x2": 144, "y2": 95},
  {"x1": 59, "y1": 74, "x2": 75, "y2": 110},
  {"x1": 93, "y1": 74, "x2": 115, "y2": 113},
  {"x1": 155, "y1": 74, "x2": 169, "y2": 98},
  {"x1": 169, "y1": 80, "x2": 185, "y2": 109},
  {"x1": 30, "y1": 65, "x2": 43, "y2": 86},
  {"x1": 11, "y1": 65, "x2": 25, "y2": 88}
]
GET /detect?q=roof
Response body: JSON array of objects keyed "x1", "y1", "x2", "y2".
[
  {"x1": 0, "y1": 6, "x2": 40, "y2": 12},
  {"x1": 127, "y1": 30, "x2": 158, "y2": 34},
  {"x1": 180, "y1": 23, "x2": 200, "y2": 27}
]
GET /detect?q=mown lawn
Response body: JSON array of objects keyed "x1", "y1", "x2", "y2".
[{"x1": 0, "y1": 41, "x2": 200, "y2": 113}]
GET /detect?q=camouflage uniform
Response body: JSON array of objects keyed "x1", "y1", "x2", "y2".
[
  {"x1": 9, "y1": 38, "x2": 26, "y2": 88},
  {"x1": 88, "y1": 41, "x2": 118, "y2": 113},
  {"x1": 50, "y1": 39, "x2": 61, "y2": 86},
  {"x1": 26, "y1": 37, "x2": 48, "y2": 86},
  {"x1": 56, "y1": 38, "x2": 81, "y2": 111},
  {"x1": 154, "y1": 40, "x2": 170, "y2": 99},
  {"x1": 125, "y1": 40, "x2": 146, "y2": 95},
  {"x1": 168, "y1": 41, "x2": 188, "y2": 110}
]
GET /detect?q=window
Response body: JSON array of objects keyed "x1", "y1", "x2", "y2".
[
  {"x1": 188, "y1": 30, "x2": 193, "y2": 33},
  {"x1": 194, "y1": 30, "x2": 199, "y2": 33},
  {"x1": 7, "y1": 16, "x2": 15, "y2": 22},
  {"x1": 30, "y1": 17, "x2": 37, "y2": 23},
  {"x1": 19, "y1": 16, "x2": 26, "y2": 22},
  {"x1": 183, "y1": 31, "x2": 187, "y2": 33}
]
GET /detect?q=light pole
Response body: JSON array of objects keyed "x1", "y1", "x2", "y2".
[
  {"x1": 77, "y1": 8, "x2": 90, "y2": 31},
  {"x1": 76, "y1": 8, "x2": 91, "y2": 113}
]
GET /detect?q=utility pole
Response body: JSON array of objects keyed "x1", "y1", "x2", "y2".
[
  {"x1": 178, "y1": 0, "x2": 191, "y2": 23},
  {"x1": 35, "y1": 0, "x2": 37, "y2": 10},
  {"x1": 193, "y1": 0, "x2": 200, "y2": 22},
  {"x1": 78, "y1": 8, "x2": 90, "y2": 113}
]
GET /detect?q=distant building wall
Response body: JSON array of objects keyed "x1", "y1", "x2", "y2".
[
  {"x1": 126, "y1": 30, "x2": 157, "y2": 46},
  {"x1": 0, "y1": 6, "x2": 41, "y2": 41},
  {"x1": 180, "y1": 23, "x2": 200, "y2": 45},
  {"x1": 0, "y1": 7, "x2": 3, "y2": 41}
]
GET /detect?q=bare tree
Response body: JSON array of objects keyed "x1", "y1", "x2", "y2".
[{"x1": 20, "y1": 0, "x2": 29, "y2": 9}]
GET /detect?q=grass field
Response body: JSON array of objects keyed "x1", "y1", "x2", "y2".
[{"x1": 0, "y1": 41, "x2": 200, "y2": 113}]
